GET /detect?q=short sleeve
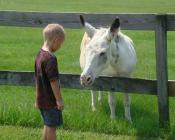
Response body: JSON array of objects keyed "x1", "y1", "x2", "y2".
[{"x1": 45, "y1": 57, "x2": 59, "y2": 81}]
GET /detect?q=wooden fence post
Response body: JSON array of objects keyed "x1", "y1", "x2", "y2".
[{"x1": 155, "y1": 14, "x2": 170, "y2": 129}]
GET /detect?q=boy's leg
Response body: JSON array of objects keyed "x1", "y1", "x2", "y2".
[
  {"x1": 46, "y1": 126, "x2": 57, "y2": 140},
  {"x1": 40, "y1": 108, "x2": 63, "y2": 140},
  {"x1": 42, "y1": 125, "x2": 47, "y2": 140}
]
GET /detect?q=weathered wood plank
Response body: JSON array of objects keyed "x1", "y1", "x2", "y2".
[
  {"x1": 1, "y1": 11, "x2": 175, "y2": 30},
  {"x1": 0, "y1": 71, "x2": 35, "y2": 86},
  {"x1": 167, "y1": 14, "x2": 175, "y2": 31},
  {"x1": 0, "y1": 11, "x2": 157, "y2": 30},
  {"x1": 155, "y1": 15, "x2": 169, "y2": 128},
  {"x1": 0, "y1": 71, "x2": 156, "y2": 94},
  {"x1": 168, "y1": 80, "x2": 175, "y2": 97},
  {"x1": 0, "y1": 71, "x2": 175, "y2": 96},
  {"x1": 60, "y1": 74, "x2": 158, "y2": 95}
]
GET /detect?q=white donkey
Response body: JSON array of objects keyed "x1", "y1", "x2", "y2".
[{"x1": 79, "y1": 15, "x2": 137, "y2": 121}]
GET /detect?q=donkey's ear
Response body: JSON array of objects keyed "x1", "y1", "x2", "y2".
[
  {"x1": 79, "y1": 15, "x2": 96, "y2": 38},
  {"x1": 80, "y1": 15, "x2": 85, "y2": 26},
  {"x1": 110, "y1": 17, "x2": 120, "y2": 32},
  {"x1": 106, "y1": 17, "x2": 120, "y2": 41}
]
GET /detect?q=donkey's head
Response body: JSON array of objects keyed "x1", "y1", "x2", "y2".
[{"x1": 80, "y1": 15, "x2": 120, "y2": 86}]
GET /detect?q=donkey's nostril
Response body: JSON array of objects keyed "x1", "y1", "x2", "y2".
[{"x1": 87, "y1": 77, "x2": 91, "y2": 82}]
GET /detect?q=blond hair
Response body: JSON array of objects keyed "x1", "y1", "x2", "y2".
[{"x1": 43, "y1": 23, "x2": 65, "y2": 43}]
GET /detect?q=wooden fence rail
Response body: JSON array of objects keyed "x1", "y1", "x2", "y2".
[
  {"x1": 0, "y1": 71, "x2": 175, "y2": 96},
  {"x1": 0, "y1": 11, "x2": 175, "y2": 30},
  {"x1": 0, "y1": 11, "x2": 175, "y2": 129}
]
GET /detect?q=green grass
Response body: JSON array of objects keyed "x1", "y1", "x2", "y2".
[
  {"x1": 0, "y1": 27, "x2": 174, "y2": 79},
  {"x1": 1, "y1": 86, "x2": 175, "y2": 139},
  {"x1": 0, "y1": 27, "x2": 84, "y2": 72},
  {"x1": 0, "y1": 0, "x2": 175, "y2": 140},
  {"x1": 0, "y1": 86, "x2": 175, "y2": 139},
  {"x1": 0, "y1": 0, "x2": 175, "y2": 13},
  {"x1": 1, "y1": 125, "x2": 163, "y2": 140}
]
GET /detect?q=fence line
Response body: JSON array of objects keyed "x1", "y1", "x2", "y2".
[
  {"x1": 0, "y1": 71, "x2": 175, "y2": 96},
  {"x1": 0, "y1": 11, "x2": 175, "y2": 129},
  {"x1": 0, "y1": 11, "x2": 175, "y2": 30}
]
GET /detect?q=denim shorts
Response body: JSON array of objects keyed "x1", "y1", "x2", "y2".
[{"x1": 40, "y1": 108, "x2": 63, "y2": 127}]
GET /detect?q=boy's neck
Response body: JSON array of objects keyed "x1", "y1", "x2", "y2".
[{"x1": 42, "y1": 42, "x2": 54, "y2": 55}]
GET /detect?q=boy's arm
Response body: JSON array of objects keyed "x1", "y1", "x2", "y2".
[
  {"x1": 45, "y1": 57, "x2": 63, "y2": 110},
  {"x1": 50, "y1": 79, "x2": 64, "y2": 110},
  {"x1": 35, "y1": 82, "x2": 39, "y2": 108},
  {"x1": 34, "y1": 62, "x2": 39, "y2": 108}
]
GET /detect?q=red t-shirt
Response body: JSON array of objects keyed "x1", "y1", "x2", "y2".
[{"x1": 35, "y1": 49, "x2": 59, "y2": 109}]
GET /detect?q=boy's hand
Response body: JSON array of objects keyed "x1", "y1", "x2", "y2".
[{"x1": 56, "y1": 100, "x2": 64, "y2": 111}]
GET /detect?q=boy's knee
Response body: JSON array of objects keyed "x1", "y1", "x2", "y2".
[{"x1": 46, "y1": 126, "x2": 56, "y2": 132}]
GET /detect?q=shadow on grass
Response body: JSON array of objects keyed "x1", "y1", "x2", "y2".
[
  {"x1": 61, "y1": 93, "x2": 160, "y2": 138},
  {"x1": 166, "y1": 124, "x2": 175, "y2": 140},
  {"x1": 60, "y1": 91, "x2": 175, "y2": 139}
]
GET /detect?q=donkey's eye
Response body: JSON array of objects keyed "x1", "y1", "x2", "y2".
[{"x1": 99, "y1": 52, "x2": 106, "y2": 56}]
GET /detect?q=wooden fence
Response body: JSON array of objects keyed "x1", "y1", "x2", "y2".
[{"x1": 0, "y1": 11, "x2": 175, "y2": 129}]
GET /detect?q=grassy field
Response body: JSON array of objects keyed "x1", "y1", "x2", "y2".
[
  {"x1": 0, "y1": 0, "x2": 175, "y2": 13},
  {"x1": 0, "y1": 0, "x2": 175, "y2": 140},
  {"x1": 0, "y1": 125, "x2": 162, "y2": 140}
]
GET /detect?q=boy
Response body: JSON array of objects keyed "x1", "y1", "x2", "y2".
[{"x1": 35, "y1": 23, "x2": 65, "y2": 140}]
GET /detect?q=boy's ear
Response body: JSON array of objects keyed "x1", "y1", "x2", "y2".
[
  {"x1": 54, "y1": 37, "x2": 61, "y2": 43},
  {"x1": 52, "y1": 38, "x2": 57, "y2": 43}
]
